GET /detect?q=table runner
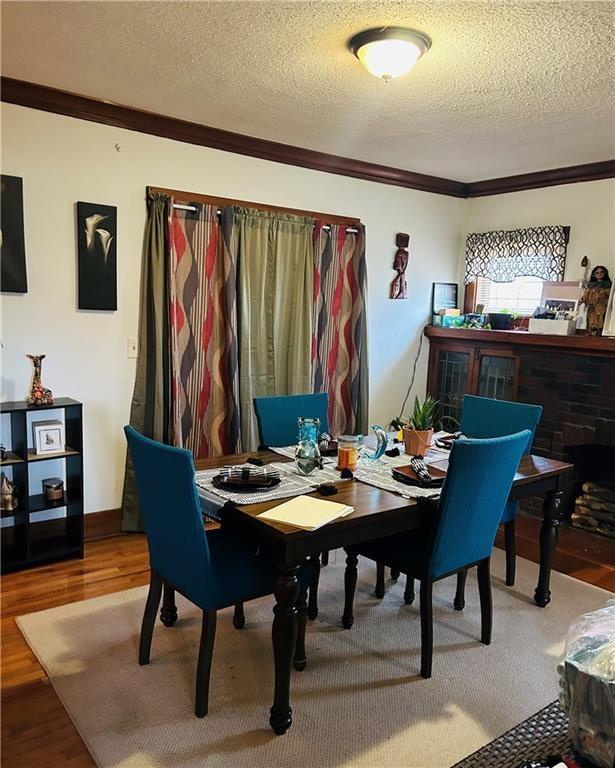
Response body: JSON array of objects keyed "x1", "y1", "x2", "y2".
[
  {"x1": 271, "y1": 443, "x2": 448, "y2": 500},
  {"x1": 196, "y1": 439, "x2": 452, "y2": 509},
  {"x1": 195, "y1": 462, "x2": 322, "y2": 505},
  {"x1": 353, "y1": 453, "x2": 442, "y2": 499}
]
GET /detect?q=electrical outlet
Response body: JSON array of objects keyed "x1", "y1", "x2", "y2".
[{"x1": 127, "y1": 337, "x2": 138, "y2": 358}]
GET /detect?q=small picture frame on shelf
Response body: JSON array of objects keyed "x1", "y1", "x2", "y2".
[
  {"x1": 32, "y1": 420, "x2": 65, "y2": 455},
  {"x1": 544, "y1": 298, "x2": 578, "y2": 315}
]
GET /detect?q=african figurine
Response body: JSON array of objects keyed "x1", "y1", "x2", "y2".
[
  {"x1": 26, "y1": 354, "x2": 54, "y2": 406},
  {"x1": 390, "y1": 232, "x2": 410, "y2": 299}
]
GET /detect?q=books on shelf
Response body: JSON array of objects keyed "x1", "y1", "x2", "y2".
[{"x1": 257, "y1": 495, "x2": 354, "y2": 531}]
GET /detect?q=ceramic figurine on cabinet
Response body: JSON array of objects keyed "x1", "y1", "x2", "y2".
[{"x1": 26, "y1": 354, "x2": 54, "y2": 406}]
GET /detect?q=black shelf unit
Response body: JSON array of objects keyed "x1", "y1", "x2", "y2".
[{"x1": 1, "y1": 398, "x2": 84, "y2": 573}]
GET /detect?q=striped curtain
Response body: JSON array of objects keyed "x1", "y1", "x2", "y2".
[
  {"x1": 121, "y1": 193, "x2": 171, "y2": 532},
  {"x1": 168, "y1": 203, "x2": 240, "y2": 458},
  {"x1": 312, "y1": 222, "x2": 369, "y2": 436},
  {"x1": 234, "y1": 208, "x2": 315, "y2": 450}
]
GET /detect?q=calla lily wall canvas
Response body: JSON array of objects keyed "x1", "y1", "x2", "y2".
[
  {"x1": 76, "y1": 201, "x2": 117, "y2": 310},
  {"x1": 0, "y1": 175, "x2": 28, "y2": 294}
]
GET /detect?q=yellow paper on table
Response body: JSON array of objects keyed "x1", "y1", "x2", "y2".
[{"x1": 257, "y1": 495, "x2": 354, "y2": 531}]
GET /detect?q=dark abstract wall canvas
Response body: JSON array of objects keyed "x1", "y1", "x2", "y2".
[
  {"x1": 0, "y1": 175, "x2": 28, "y2": 293},
  {"x1": 77, "y1": 202, "x2": 117, "y2": 310}
]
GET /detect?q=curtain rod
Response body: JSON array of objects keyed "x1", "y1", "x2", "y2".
[
  {"x1": 172, "y1": 202, "x2": 359, "y2": 233},
  {"x1": 148, "y1": 186, "x2": 361, "y2": 229}
]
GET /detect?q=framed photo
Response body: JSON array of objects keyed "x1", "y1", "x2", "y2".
[
  {"x1": 77, "y1": 201, "x2": 117, "y2": 310},
  {"x1": 32, "y1": 420, "x2": 65, "y2": 455},
  {"x1": 1, "y1": 175, "x2": 28, "y2": 293},
  {"x1": 432, "y1": 282, "x2": 458, "y2": 314},
  {"x1": 544, "y1": 299, "x2": 578, "y2": 313}
]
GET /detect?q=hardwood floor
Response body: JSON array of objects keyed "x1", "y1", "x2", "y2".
[
  {"x1": 2, "y1": 525, "x2": 614, "y2": 767},
  {"x1": 2, "y1": 535, "x2": 150, "y2": 768},
  {"x1": 494, "y1": 515, "x2": 615, "y2": 592}
]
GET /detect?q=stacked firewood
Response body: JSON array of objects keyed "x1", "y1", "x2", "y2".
[{"x1": 572, "y1": 481, "x2": 615, "y2": 538}]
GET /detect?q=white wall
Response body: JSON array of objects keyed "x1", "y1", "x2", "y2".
[
  {"x1": 463, "y1": 180, "x2": 615, "y2": 280},
  {"x1": 1, "y1": 103, "x2": 463, "y2": 514}
]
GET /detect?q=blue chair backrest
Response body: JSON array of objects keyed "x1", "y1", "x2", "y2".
[
  {"x1": 124, "y1": 425, "x2": 212, "y2": 608},
  {"x1": 429, "y1": 431, "x2": 530, "y2": 579},
  {"x1": 254, "y1": 393, "x2": 330, "y2": 447},
  {"x1": 460, "y1": 395, "x2": 542, "y2": 455}
]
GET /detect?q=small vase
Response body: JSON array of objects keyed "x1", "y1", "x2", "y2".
[
  {"x1": 403, "y1": 427, "x2": 433, "y2": 458},
  {"x1": 295, "y1": 417, "x2": 321, "y2": 476}
]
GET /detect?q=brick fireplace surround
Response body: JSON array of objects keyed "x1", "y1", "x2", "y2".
[
  {"x1": 425, "y1": 327, "x2": 615, "y2": 532},
  {"x1": 517, "y1": 347, "x2": 615, "y2": 524}
]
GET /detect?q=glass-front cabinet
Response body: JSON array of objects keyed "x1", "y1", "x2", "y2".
[
  {"x1": 427, "y1": 339, "x2": 519, "y2": 428},
  {"x1": 477, "y1": 353, "x2": 517, "y2": 400},
  {"x1": 434, "y1": 347, "x2": 473, "y2": 430}
]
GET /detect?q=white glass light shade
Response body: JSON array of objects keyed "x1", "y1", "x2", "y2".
[
  {"x1": 356, "y1": 39, "x2": 422, "y2": 80},
  {"x1": 349, "y1": 27, "x2": 431, "y2": 82}
]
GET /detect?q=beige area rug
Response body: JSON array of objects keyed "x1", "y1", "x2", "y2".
[{"x1": 17, "y1": 549, "x2": 610, "y2": 768}]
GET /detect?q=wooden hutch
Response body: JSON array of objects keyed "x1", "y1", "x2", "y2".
[{"x1": 425, "y1": 326, "x2": 615, "y2": 518}]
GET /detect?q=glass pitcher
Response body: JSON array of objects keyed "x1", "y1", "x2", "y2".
[{"x1": 295, "y1": 417, "x2": 321, "y2": 476}]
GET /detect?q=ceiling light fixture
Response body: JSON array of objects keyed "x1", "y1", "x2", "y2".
[{"x1": 348, "y1": 26, "x2": 431, "y2": 82}]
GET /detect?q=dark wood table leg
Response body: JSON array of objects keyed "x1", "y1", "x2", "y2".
[
  {"x1": 307, "y1": 555, "x2": 320, "y2": 621},
  {"x1": 534, "y1": 490, "x2": 564, "y2": 607},
  {"x1": 293, "y1": 588, "x2": 308, "y2": 671},
  {"x1": 269, "y1": 565, "x2": 299, "y2": 735},
  {"x1": 160, "y1": 582, "x2": 178, "y2": 627},
  {"x1": 375, "y1": 562, "x2": 385, "y2": 598},
  {"x1": 342, "y1": 550, "x2": 359, "y2": 629}
]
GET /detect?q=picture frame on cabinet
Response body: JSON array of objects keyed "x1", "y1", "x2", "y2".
[{"x1": 32, "y1": 420, "x2": 65, "y2": 455}]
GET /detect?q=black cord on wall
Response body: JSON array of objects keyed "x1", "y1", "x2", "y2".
[{"x1": 396, "y1": 323, "x2": 429, "y2": 422}]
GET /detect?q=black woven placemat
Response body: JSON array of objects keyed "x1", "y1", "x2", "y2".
[{"x1": 450, "y1": 700, "x2": 596, "y2": 768}]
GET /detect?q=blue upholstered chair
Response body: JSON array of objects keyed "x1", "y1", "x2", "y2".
[
  {"x1": 402, "y1": 395, "x2": 543, "y2": 611},
  {"x1": 453, "y1": 395, "x2": 542, "y2": 605},
  {"x1": 254, "y1": 392, "x2": 331, "y2": 620},
  {"x1": 254, "y1": 393, "x2": 330, "y2": 449},
  {"x1": 342, "y1": 431, "x2": 530, "y2": 678},
  {"x1": 124, "y1": 425, "x2": 312, "y2": 717}
]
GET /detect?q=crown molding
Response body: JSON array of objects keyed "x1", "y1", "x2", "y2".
[
  {"x1": 0, "y1": 77, "x2": 465, "y2": 197},
  {"x1": 2, "y1": 78, "x2": 614, "y2": 198},
  {"x1": 465, "y1": 160, "x2": 615, "y2": 197}
]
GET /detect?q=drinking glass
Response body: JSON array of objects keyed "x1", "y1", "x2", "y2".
[{"x1": 337, "y1": 435, "x2": 361, "y2": 472}]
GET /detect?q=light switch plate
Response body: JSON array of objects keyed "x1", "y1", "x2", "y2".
[{"x1": 127, "y1": 337, "x2": 138, "y2": 358}]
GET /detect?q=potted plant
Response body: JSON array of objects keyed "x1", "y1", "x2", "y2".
[
  {"x1": 488, "y1": 308, "x2": 518, "y2": 330},
  {"x1": 401, "y1": 395, "x2": 438, "y2": 457}
]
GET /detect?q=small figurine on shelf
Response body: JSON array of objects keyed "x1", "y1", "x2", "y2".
[
  {"x1": 1, "y1": 473, "x2": 18, "y2": 512},
  {"x1": 26, "y1": 354, "x2": 54, "y2": 406},
  {"x1": 580, "y1": 266, "x2": 612, "y2": 336}
]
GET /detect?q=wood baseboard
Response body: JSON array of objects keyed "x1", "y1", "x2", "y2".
[{"x1": 84, "y1": 508, "x2": 123, "y2": 541}]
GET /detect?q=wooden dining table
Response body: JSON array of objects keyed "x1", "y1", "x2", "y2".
[{"x1": 161, "y1": 449, "x2": 572, "y2": 735}]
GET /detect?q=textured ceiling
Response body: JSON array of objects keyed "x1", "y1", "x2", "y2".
[{"x1": 1, "y1": 1, "x2": 614, "y2": 181}]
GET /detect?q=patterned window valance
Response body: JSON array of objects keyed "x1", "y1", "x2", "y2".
[{"x1": 464, "y1": 225, "x2": 567, "y2": 285}]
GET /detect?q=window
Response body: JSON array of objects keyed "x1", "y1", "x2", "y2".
[{"x1": 475, "y1": 276, "x2": 544, "y2": 316}]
